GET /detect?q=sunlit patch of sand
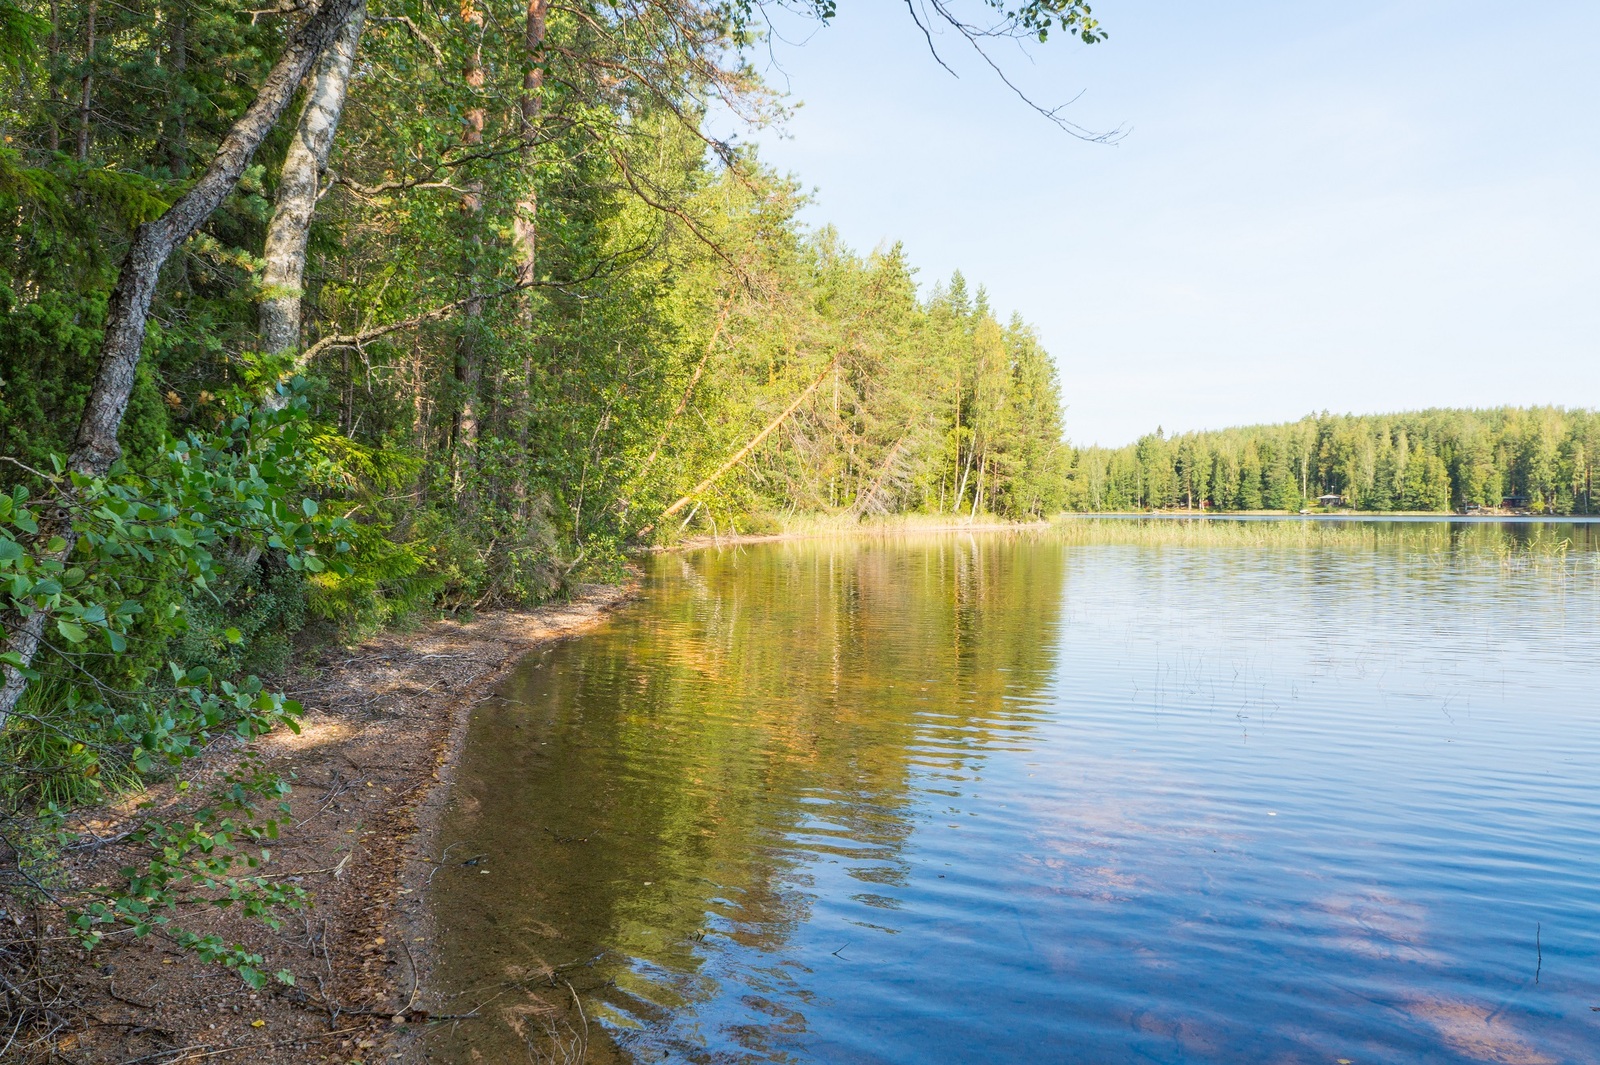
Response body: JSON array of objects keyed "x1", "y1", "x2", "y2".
[
  {"x1": 101, "y1": 786, "x2": 153, "y2": 819},
  {"x1": 1403, "y1": 995, "x2": 1557, "y2": 1064},
  {"x1": 263, "y1": 714, "x2": 353, "y2": 752}
]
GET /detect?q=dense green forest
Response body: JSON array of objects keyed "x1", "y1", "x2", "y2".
[
  {"x1": 0, "y1": 0, "x2": 1097, "y2": 981},
  {"x1": 1064, "y1": 408, "x2": 1600, "y2": 514},
  {"x1": 0, "y1": 0, "x2": 1074, "y2": 624}
]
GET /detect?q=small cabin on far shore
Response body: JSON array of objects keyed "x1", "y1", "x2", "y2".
[
  {"x1": 1316, "y1": 493, "x2": 1345, "y2": 508},
  {"x1": 1502, "y1": 494, "x2": 1531, "y2": 510}
]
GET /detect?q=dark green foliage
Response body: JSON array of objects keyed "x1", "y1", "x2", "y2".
[{"x1": 1065, "y1": 409, "x2": 1600, "y2": 514}]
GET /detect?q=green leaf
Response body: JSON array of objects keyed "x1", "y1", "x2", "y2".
[
  {"x1": 56, "y1": 619, "x2": 88, "y2": 644},
  {"x1": 301, "y1": 497, "x2": 318, "y2": 517},
  {"x1": 0, "y1": 539, "x2": 22, "y2": 564},
  {"x1": 224, "y1": 627, "x2": 243, "y2": 645}
]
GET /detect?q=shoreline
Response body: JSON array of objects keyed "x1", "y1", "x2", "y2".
[
  {"x1": 25, "y1": 511, "x2": 1587, "y2": 1061},
  {"x1": 9, "y1": 523, "x2": 1045, "y2": 1063},
  {"x1": 662, "y1": 517, "x2": 1052, "y2": 551},
  {"x1": 10, "y1": 581, "x2": 637, "y2": 1064},
  {"x1": 17, "y1": 516, "x2": 1587, "y2": 1061},
  {"x1": 1062, "y1": 511, "x2": 1600, "y2": 522}
]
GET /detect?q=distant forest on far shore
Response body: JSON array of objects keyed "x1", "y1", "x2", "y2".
[{"x1": 1064, "y1": 408, "x2": 1600, "y2": 515}]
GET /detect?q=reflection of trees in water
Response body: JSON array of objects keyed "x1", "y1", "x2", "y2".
[
  {"x1": 428, "y1": 526, "x2": 1600, "y2": 1064},
  {"x1": 428, "y1": 533, "x2": 1067, "y2": 1062}
]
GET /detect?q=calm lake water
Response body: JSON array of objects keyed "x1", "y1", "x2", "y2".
[{"x1": 426, "y1": 523, "x2": 1600, "y2": 1064}]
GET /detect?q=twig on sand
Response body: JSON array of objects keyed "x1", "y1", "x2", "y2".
[{"x1": 114, "y1": 1023, "x2": 369, "y2": 1064}]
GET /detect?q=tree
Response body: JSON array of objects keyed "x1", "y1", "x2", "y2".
[
  {"x1": 1061, "y1": 407, "x2": 1600, "y2": 515},
  {"x1": 1, "y1": 0, "x2": 367, "y2": 725},
  {"x1": 259, "y1": 0, "x2": 367, "y2": 367},
  {"x1": 1237, "y1": 444, "x2": 1263, "y2": 510}
]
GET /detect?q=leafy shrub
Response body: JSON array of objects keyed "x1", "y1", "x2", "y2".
[{"x1": 0, "y1": 383, "x2": 349, "y2": 984}]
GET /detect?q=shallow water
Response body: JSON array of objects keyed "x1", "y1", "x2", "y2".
[{"x1": 427, "y1": 525, "x2": 1600, "y2": 1064}]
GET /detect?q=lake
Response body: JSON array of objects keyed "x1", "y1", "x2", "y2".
[{"x1": 425, "y1": 522, "x2": 1600, "y2": 1064}]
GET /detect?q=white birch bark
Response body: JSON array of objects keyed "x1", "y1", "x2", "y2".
[
  {"x1": 0, "y1": 0, "x2": 366, "y2": 731},
  {"x1": 260, "y1": 0, "x2": 366, "y2": 398}
]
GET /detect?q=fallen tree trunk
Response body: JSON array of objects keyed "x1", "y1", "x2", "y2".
[{"x1": 658, "y1": 354, "x2": 841, "y2": 522}]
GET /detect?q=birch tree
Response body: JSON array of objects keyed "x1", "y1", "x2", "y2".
[
  {"x1": 259, "y1": 0, "x2": 368, "y2": 370},
  {"x1": 0, "y1": 0, "x2": 366, "y2": 727}
]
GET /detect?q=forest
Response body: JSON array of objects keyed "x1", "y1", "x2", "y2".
[
  {"x1": 1064, "y1": 408, "x2": 1600, "y2": 514},
  {"x1": 0, "y1": 0, "x2": 1093, "y2": 989},
  {"x1": 0, "y1": 0, "x2": 1076, "y2": 621}
]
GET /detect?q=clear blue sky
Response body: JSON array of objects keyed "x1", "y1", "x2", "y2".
[{"x1": 735, "y1": 1, "x2": 1600, "y2": 447}]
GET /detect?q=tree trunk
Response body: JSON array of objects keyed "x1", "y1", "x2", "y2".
[
  {"x1": 0, "y1": 0, "x2": 365, "y2": 732},
  {"x1": 46, "y1": 0, "x2": 60, "y2": 151},
  {"x1": 500, "y1": 0, "x2": 549, "y2": 515},
  {"x1": 76, "y1": 0, "x2": 95, "y2": 161},
  {"x1": 657, "y1": 355, "x2": 840, "y2": 523},
  {"x1": 451, "y1": 0, "x2": 486, "y2": 498},
  {"x1": 160, "y1": 1, "x2": 190, "y2": 176},
  {"x1": 259, "y1": 0, "x2": 367, "y2": 390},
  {"x1": 513, "y1": 0, "x2": 549, "y2": 288},
  {"x1": 955, "y1": 432, "x2": 976, "y2": 513},
  {"x1": 950, "y1": 363, "x2": 962, "y2": 512}
]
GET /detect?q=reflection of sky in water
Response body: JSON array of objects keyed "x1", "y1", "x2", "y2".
[{"x1": 428, "y1": 530, "x2": 1600, "y2": 1065}]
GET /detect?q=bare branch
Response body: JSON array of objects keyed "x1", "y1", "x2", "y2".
[
  {"x1": 372, "y1": 14, "x2": 443, "y2": 62},
  {"x1": 923, "y1": 0, "x2": 1122, "y2": 141},
  {"x1": 301, "y1": 285, "x2": 533, "y2": 363}
]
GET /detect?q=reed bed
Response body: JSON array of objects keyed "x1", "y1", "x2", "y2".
[
  {"x1": 721, "y1": 513, "x2": 1600, "y2": 581},
  {"x1": 1048, "y1": 515, "x2": 1600, "y2": 585}
]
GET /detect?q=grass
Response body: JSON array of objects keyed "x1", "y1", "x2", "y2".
[
  {"x1": 663, "y1": 511, "x2": 1600, "y2": 583},
  {"x1": 1046, "y1": 514, "x2": 1600, "y2": 588},
  {"x1": 656, "y1": 510, "x2": 1047, "y2": 547}
]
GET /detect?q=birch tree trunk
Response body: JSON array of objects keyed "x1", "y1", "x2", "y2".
[
  {"x1": 0, "y1": 0, "x2": 365, "y2": 731},
  {"x1": 259, "y1": 0, "x2": 366, "y2": 384}
]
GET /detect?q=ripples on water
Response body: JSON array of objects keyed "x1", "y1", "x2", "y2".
[{"x1": 426, "y1": 523, "x2": 1600, "y2": 1064}]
